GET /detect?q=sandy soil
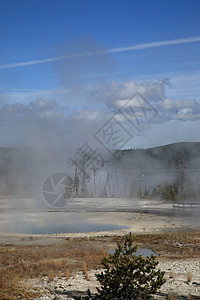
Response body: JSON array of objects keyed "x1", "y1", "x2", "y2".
[{"x1": 29, "y1": 259, "x2": 200, "y2": 299}]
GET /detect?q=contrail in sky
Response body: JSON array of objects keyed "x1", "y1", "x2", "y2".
[{"x1": 0, "y1": 36, "x2": 200, "y2": 70}]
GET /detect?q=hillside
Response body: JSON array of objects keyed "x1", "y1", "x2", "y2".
[
  {"x1": 0, "y1": 142, "x2": 200, "y2": 198},
  {"x1": 114, "y1": 142, "x2": 200, "y2": 170}
]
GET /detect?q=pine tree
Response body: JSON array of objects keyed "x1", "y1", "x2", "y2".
[
  {"x1": 88, "y1": 233, "x2": 165, "y2": 299},
  {"x1": 129, "y1": 183, "x2": 136, "y2": 198}
]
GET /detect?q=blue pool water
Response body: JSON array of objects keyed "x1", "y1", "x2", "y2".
[{"x1": 0, "y1": 211, "x2": 128, "y2": 234}]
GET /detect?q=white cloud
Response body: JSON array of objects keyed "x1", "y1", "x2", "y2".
[
  {"x1": 71, "y1": 110, "x2": 100, "y2": 120},
  {"x1": 0, "y1": 78, "x2": 199, "y2": 149},
  {"x1": 174, "y1": 99, "x2": 195, "y2": 109},
  {"x1": 89, "y1": 79, "x2": 200, "y2": 123},
  {"x1": 91, "y1": 79, "x2": 167, "y2": 110},
  {"x1": 161, "y1": 98, "x2": 173, "y2": 110},
  {"x1": 133, "y1": 70, "x2": 200, "y2": 99}
]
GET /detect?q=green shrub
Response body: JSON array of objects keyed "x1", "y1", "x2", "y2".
[
  {"x1": 88, "y1": 233, "x2": 165, "y2": 299},
  {"x1": 150, "y1": 184, "x2": 178, "y2": 201}
]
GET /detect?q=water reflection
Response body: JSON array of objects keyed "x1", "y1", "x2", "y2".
[
  {"x1": 0, "y1": 211, "x2": 128, "y2": 234},
  {"x1": 109, "y1": 248, "x2": 158, "y2": 257}
]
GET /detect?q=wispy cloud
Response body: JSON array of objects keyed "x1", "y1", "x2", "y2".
[
  {"x1": 0, "y1": 36, "x2": 200, "y2": 70},
  {"x1": 0, "y1": 88, "x2": 43, "y2": 92}
]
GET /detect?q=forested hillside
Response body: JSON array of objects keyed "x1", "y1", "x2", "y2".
[{"x1": 0, "y1": 142, "x2": 200, "y2": 199}]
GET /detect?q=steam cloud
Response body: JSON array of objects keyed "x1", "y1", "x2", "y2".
[{"x1": 0, "y1": 36, "x2": 199, "y2": 212}]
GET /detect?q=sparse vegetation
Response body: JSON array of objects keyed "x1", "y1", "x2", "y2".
[
  {"x1": 48, "y1": 269, "x2": 55, "y2": 282},
  {"x1": 0, "y1": 231, "x2": 199, "y2": 299},
  {"x1": 66, "y1": 269, "x2": 71, "y2": 281},
  {"x1": 150, "y1": 183, "x2": 178, "y2": 201},
  {"x1": 83, "y1": 263, "x2": 89, "y2": 281},
  {"x1": 165, "y1": 294, "x2": 177, "y2": 300},
  {"x1": 129, "y1": 180, "x2": 200, "y2": 202},
  {"x1": 169, "y1": 269, "x2": 175, "y2": 279},
  {"x1": 187, "y1": 272, "x2": 192, "y2": 283},
  {"x1": 0, "y1": 240, "x2": 106, "y2": 299}
]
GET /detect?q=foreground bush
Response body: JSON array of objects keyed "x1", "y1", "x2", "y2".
[{"x1": 88, "y1": 233, "x2": 165, "y2": 299}]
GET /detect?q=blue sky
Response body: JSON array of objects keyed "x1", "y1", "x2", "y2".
[{"x1": 0, "y1": 0, "x2": 200, "y2": 149}]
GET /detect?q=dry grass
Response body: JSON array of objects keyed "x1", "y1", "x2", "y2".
[
  {"x1": 48, "y1": 269, "x2": 55, "y2": 282},
  {"x1": 169, "y1": 268, "x2": 175, "y2": 279},
  {"x1": 66, "y1": 269, "x2": 70, "y2": 281},
  {"x1": 0, "y1": 230, "x2": 199, "y2": 298},
  {"x1": 166, "y1": 293, "x2": 177, "y2": 300},
  {"x1": 82, "y1": 262, "x2": 89, "y2": 281},
  {"x1": 187, "y1": 272, "x2": 192, "y2": 283},
  {"x1": 0, "y1": 240, "x2": 106, "y2": 298},
  {"x1": 0, "y1": 269, "x2": 42, "y2": 299},
  {"x1": 118, "y1": 230, "x2": 200, "y2": 259}
]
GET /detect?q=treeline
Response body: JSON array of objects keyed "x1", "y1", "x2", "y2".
[
  {"x1": 65, "y1": 173, "x2": 199, "y2": 201},
  {"x1": 129, "y1": 182, "x2": 199, "y2": 201},
  {"x1": 115, "y1": 142, "x2": 200, "y2": 170}
]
